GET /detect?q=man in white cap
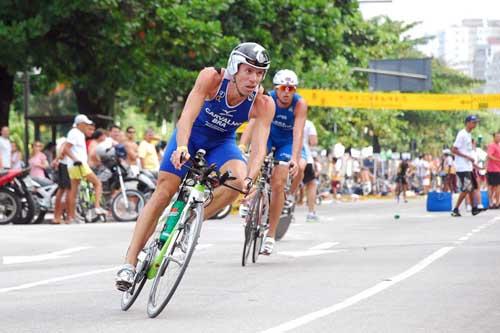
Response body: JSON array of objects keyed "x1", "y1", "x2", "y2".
[{"x1": 56, "y1": 114, "x2": 106, "y2": 223}]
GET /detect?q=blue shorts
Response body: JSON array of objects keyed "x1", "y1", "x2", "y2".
[
  {"x1": 267, "y1": 138, "x2": 307, "y2": 162},
  {"x1": 160, "y1": 129, "x2": 245, "y2": 179}
]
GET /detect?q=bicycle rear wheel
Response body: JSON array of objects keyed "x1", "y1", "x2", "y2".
[
  {"x1": 147, "y1": 204, "x2": 203, "y2": 318},
  {"x1": 242, "y1": 193, "x2": 261, "y2": 267},
  {"x1": 275, "y1": 203, "x2": 295, "y2": 241},
  {"x1": 121, "y1": 245, "x2": 156, "y2": 311}
]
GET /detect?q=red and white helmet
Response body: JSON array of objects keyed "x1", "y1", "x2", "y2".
[{"x1": 273, "y1": 69, "x2": 299, "y2": 86}]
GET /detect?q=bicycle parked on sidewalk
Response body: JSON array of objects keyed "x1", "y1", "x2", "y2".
[{"x1": 120, "y1": 149, "x2": 246, "y2": 318}]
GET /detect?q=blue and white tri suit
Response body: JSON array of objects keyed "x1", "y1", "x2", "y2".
[
  {"x1": 267, "y1": 90, "x2": 306, "y2": 162},
  {"x1": 160, "y1": 70, "x2": 257, "y2": 178}
]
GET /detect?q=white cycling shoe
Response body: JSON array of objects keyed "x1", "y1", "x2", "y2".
[
  {"x1": 261, "y1": 237, "x2": 275, "y2": 255},
  {"x1": 115, "y1": 264, "x2": 136, "y2": 292}
]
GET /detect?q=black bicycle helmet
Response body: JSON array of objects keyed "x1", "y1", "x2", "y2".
[{"x1": 227, "y1": 42, "x2": 271, "y2": 75}]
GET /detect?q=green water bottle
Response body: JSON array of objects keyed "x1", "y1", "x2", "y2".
[{"x1": 160, "y1": 200, "x2": 186, "y2": 242}]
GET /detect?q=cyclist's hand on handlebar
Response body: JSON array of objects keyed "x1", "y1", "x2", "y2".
[
  {"x1": 289, "y1": 159, "x2": 299, "y2": 178},
  {"x1": 171, "y1": 146, "x2": 190, "y2": 170},
  {"x1": 243, "y1": 176, "x2": 254, "y2": 197}
]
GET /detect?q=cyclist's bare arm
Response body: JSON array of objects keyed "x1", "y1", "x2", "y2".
[
  {"x1": 239, "y1": 118, "x2": 256, "y2": 150},
  {"x1": 247, "y1": 94, "x2": 275, "y2": 180},
  {"x1": 172, "y1": 67, "x2": 223, "y2": 167},
  {"x1": 290, "y1": 99, "x2": 307, "y2": 174}
]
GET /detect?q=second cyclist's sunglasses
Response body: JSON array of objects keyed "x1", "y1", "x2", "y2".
[{"x1": 276, "y1": 85, "x2": 296, "y2": 93}]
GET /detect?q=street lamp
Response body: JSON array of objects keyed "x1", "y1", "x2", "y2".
[{"x1": 18, "y1": 67, "x2": 42, "y2": 164}]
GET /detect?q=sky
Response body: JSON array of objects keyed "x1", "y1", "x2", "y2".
[{"x1": 359, "y1": 0, "x2": 500, "y2": 38}]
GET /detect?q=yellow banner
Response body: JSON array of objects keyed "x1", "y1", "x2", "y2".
[{"x1": 297, "y1": 89, "x2": 500, "y2": 111}]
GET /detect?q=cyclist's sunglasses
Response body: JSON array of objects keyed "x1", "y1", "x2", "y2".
[{"x1": 277, "y1": 85, "x2": 296, "y2": 93}]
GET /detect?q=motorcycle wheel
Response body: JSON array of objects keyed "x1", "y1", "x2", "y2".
[
  {"x1": 13, "y1": 191, "x2": 36, "y2": 224},
  {"x1": 0, "y1": 188, "x2": 20, "y2": 225}
]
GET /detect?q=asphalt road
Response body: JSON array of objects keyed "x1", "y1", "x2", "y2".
[{"x1": 1, "y1": 197, "x2": 500, "y2": 333}]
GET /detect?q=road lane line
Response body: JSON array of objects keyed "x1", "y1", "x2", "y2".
[
  {"x1": 3, "y1": 246, "x2": 93, "y2": 265},
  {"x1": 261, "y1": 246, "x2": 454, "y2": 333},
  {"x1": 309, "y1": 242, "x2": 339, "y2": 251},
  {"x1": 0, "y1": 266, "x2": 119, "y2": 294},
  {"x1": 262, "y1": 217, "x2": 500, "y2": 333},
  {"x1": 279, "y1": 250, "x2": 347, "y2": 258}
]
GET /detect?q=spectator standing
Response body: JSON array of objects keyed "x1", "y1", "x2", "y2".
[
  {"x1": 52, "y1": 138, "x2": 70, "y2": 224},
  {"x1": 61, "y1": 115, "x2": 106, "y2": 223},
  {"x1": 29, "y1": 141, "x2": 49, "y2": 179},
  {"x1": 124, "y1": 126, "x2": 140, "y2": 174},
  {"x1": 109, "y1": 124, "x2": 122, "y2": 145},
  {"x1": 0, "y1": 126, "x2": 11, "y2": 169},
  {"x1": 451, "y1": 115, "x2": 483, "y2": 217},
  {"x1": 442, "y1": 149, "x2": 457, "y2": 192},
  {"x1": 88, "y1": 129, "x2": 107, "y2": 169},
  {"x1": 302, "y1": 119, "x2": 319, "y2": 222},
  {"x1": 329, "y1": 157, "x2": 342, "y2": 201},
  {"x1": 10, "y1": 141, "x2": 23, "y2": 169},
  {"x1": 487, "y1": 132, "x2": 500, "y2": 209},
  {"x1": 138, "y1": 128, "x2": 160, "y2": 172}
]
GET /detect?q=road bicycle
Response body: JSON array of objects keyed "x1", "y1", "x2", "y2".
[
  {"x1": 242, "y1": 151, "x2": 291, "y2": 265},
  {"x1": 120, "y1": 149, "x2": 245, "y2": 318}
]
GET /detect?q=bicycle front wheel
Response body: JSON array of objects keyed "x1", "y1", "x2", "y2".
[
  {"x1": 147, "y1": 204, "x2": 203, "y2": 318},
  {"x1": 242, "y1": 193, "x2": 262, "y2": 267},
  {"x1": 252, "y1": 191, "x2": 269, "y2": 263}
]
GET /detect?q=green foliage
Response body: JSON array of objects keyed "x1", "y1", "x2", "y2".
[{"x1": 2, "y1": 1, "x2": 498, "y2": 155}]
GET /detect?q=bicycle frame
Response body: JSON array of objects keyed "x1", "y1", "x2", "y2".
[{"x1": 147, "y1": 183, "x2": 206, "y2": 279}]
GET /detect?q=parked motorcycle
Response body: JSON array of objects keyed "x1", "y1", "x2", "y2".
[
  {"x1": 92, "y1": 145, "x2": 146, "y2": 222},
  {"x1": 26, "y1": 175, "x2": 59, "y2": 224},
  {"x1": 0, "y1": 168, "x2": 36, "y2": 225}
]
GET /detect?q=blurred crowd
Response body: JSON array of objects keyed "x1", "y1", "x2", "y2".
[{"x1": 0, "y1": 116, "x2": 166, "y2": 223}]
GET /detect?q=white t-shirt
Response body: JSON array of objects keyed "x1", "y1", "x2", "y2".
[
  {"x1": 0, "y1": 137, "x2": 11, "y2": 168},
  {"x1": 63, "y1": 128, "x2": 87, "y2": 167},
  {"x1": 453, "y1": 129, "x2": 473, "y2": 172},
  {"x1": 303, "y1": 120, "x2": 317, "y2": 164}
]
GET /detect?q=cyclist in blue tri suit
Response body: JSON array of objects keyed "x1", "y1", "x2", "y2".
[
  {"x1": 116, "y1": 42, "x2": 275, "y2": 291},
  {"x1": 240, "y1": 69, "x2": 307, "y2": 255}
]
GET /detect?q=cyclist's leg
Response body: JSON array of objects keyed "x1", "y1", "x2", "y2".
[
  {"x1": 204, "y1": 139, "x2": 246, "y2": 219},
  {"x1": 205, "y1": 159, "x2": 246, "y2": 219},
  {"x1": 124, "y1": 136, "x2": 188, "y2": 266},
  {"x1": 125, "y1": 171, "x2": 180, "y2": 266},
  {"x1": 268, "y1": 165, "x2": 288, "y2": 238},
  {"x1": 290, "y1": 157, "x2": 307, "y2": 195}
]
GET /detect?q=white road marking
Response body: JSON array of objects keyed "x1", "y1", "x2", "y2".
[
  {"x1": 309, "y1": 242, "x2": 339, "y2": 251},
  {"x1": 279, "y1": 250, "x2": 347, "y2": 258},
  {"x1": 2, "y1": 246, "x2": 93, "y2": 265},
  {"x1": 0, "y1": 266, "x2": 119, "y2": 294},
  {"x1": 458, "y1": 236, "x2": 469, "y2": 241},
  {"x1": 261, "y1": 247, "x2": 454, "y2": 333},
  {"x1": 472, "y1": 228, "x2": 481, "y2": 233},
  {"x1": 262, "y1": 217, "x2": 499, "y2": 333}
]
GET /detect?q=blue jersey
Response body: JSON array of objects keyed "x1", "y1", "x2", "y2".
[
  {"x1": 268, "y1": 90, "x2": 301, "y2": 147},
  {"x1": 192, "y1": 71, "x2": 257, "y2": 139}
]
